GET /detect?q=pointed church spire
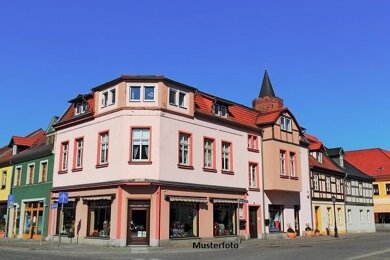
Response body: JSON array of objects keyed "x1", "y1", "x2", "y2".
[{"x1": 259, "y1": 68, "x2": 276, "y2": 98}]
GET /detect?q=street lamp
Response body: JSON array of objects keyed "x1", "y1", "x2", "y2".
[{"x1": 331, "y1": 195, "x2": 338, "y2": 238}]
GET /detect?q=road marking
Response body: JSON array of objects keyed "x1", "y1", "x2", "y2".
[
  {"x1": 131, "y1": 247, "x2": 149, "y2": 254},
  {"x1": 349, "y1": 248, "x2": 390, "y2": 259}
]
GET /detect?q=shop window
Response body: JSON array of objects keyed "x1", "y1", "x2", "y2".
[
  {"x1": 213, "y1": 203, "x2": 236, "y2": 236},
  {"x1": 373, "y1": 184, "x2": 379, "y2": 195},
  {"x1": 169, "y1": 202, "x2": 199, "y2": 238},
  {"x1": 0, "y1": 203, "x2": 6, "y2": 232},
  {"x1": 87, "y1": 200, "x2": 111, "y2": 238},
  {"x1": 56, "y1": 201, "x2": 76, "y2": 236},
  {"x1": 269, "y1": 205, "x2": 283, "y2": 232}
]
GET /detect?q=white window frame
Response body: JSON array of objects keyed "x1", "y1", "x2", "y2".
[
  {"x1": 12, "y1": 145, "x2": 17, "y2": 155},
  {"x1": 101, "y1": 87, "x2": 117, "y2": 108},
  {"x1": 144, "y1": 86, "x2": 155, "y2": 101},
  {"x1": 367, "y1": 210, "x2": 371, "y2": 223},
  {"x1": 360, "y1": 210, "x2": 364, "y2": 223},
  {"x1": 280, "y1": 151, "x2": 286, "y2": 176},
  {"x1": 39, "y1": 160, "x2": 49, "y2": 183},
  {"x1": 178, "y1": 91, "x2": 187, "y2": 108},
  {"x1": 289, "y1": 152, "x2": 296, "y2": 177},
  {"x1": 75, "y1": 138, "x2": 84, "y2": 168},
  {"x1": 130, "y1": 86, "x2": 141, "y2": 101},
  {"x1": 75, "y1": 101, "x2": 87, "y2": 115},
  {"x1": 336, "y1": 179, "x2": 341, "y2": 193},
  {"x1": 359, "y1": 183, "x2": 363, "y2": 196},
  {"x1": 1, "y1": 170, "x2": 6, "y2": 189},
  {"x1": 169, "y1": 88, "x2": 177, "y2": 105},
  {"x1": 249, "y1": 163, "x2": 257, "y2": 189},
  {"x1": 326, "y1": 177, "x2": 331, "y2": 192},
  {"x1": 347, "y1": 181, "x2": 351, "y2": 195},
  {"x1": 337, "y1": 208, "x2": 342, "y2": 224},
  {"x1": 339, "y1": 155, "x2": 344, "y2": 167},
  {"x1": 14, "y1": 166, "x2": 22, "y2": 187},
  {"x1": 348, "y1": 209, "x2": 352, "y2": 224},
  {"x1": 214, "y1": 104, "x2": 228, "y2": 117},
  {"x1": 179, "y1": 133, "x2": 190, "y2": 166},
  {"x1": 131, "y1": 128, "x2": 150, "y2": 161},
  {"x1": 313, "y1": 174, "x2": 319, "y2": 191},
  {"x1": 61, "y1": 142, "x2": 69, "y2": 171},
  {"x1": 101, "y1": 91, "x2": 108, "y2": 108},
  {"x1": 100, "y1": 132, "x2": 109, "y2": 164},
  {"x1": 204, "y1": 139, "x2": 213, "y2": 168},
  {"x1": 280, "y1": 116, "x2": 292, "y2": 132},
  {"x1": 26, "y1": 163, "x2": 35, "y2": 185},
  {"x1": 221, "y1": 142, "x2": 231, "y2": 171}
]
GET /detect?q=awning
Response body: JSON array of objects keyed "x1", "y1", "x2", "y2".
[
  {"x1": 82, "y1": 196, "x2": 113, "y2": 201},
  {"x1": 213, "y1": 198, "x2": 239, "y2": 204},
  {"x1": 168, "y1": 196, "x2": 207, "y2": 203}
]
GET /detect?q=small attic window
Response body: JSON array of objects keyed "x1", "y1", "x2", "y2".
[
  {"x1": 318, "y1": 152, "x2": 323, "y2": 163},
  {"x1": 75, "y1": 101, "x2": 87, "y2": 116},
  {"x1": 280, "y1": 116, "x2": 292, "y2": 132},
  {"x1": 12, "y1": 145, "x2": 17, "y2": 155},
  {"x1": 339, "y1": 155, "x2": 344, "y2": 167},
  {"x1": 214, "y1": 103, "x2": 228, "y2": 118}
]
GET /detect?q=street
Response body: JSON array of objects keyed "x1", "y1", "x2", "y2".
[{"x1": 1, "y1": 232, "x2": 390, "y2": 260}]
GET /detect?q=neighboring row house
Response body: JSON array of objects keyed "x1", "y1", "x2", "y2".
[{"x1": 344, "y1": 148, "x2": 390, "y2": 228}]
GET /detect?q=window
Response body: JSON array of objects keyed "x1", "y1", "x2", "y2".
[
  {"x1": 280, "y1": 116, "x2": 292, "y2": 132},
  {"x1": 0, "y1": 204, "x2": 6, "y2": 232},
  {"x1": 179, "y1": 92, "x2": 186, "y2": 108},
  {"x1": 269, "y1": 205, "x2": 283, "y2": 232},
  {"x1": 289, "y1": 153, "x2": 296, "y2": 177},
  {"x1": 359, "y1": 183, "x2": 363, "y2": 196},
  {"x1": 1, "y1": 171, "x2": 6, "y2": 189},
  {"x1": 213, "y1": 203, "x2": 237, "y2": 236},
  {"x1": 39, "y1": 161, "x2": 48, "y2": 183},
  {"x1": 101, "y1": 91, "x2": 108, "y2": 107},
  {"x1": 203, "y1": 138, "x2": 214, "y2": 169},
  {"x1": 347, "y1": 209, "x2": 352, "y2": 224},
  {"x1": 27, "y1": 164, "x2": 35, "y2": 185},
  {"x1": 14, "y1": 166, "x2": 22, "y2": 186},
  {"x1": 360, "y1": 210, "x2": 364, "y2": 223},
  {"x1": 130, "y1": 86, "x2": 141, "y2": 101},
  {"x1": 336, "y1": 179, "x2": 341, "y2": 193},
  {"x1": 339, "y1": 155, "x2": 344, "y2": 167},
  {"x1": 313, "y1": 174, "x2": 319, "y2": 191},
  {"x1": 56, "y1": 201, "x2": 76, "y2": 236},
  {"x1": 367, "y1": 210, "x2": 371, "y2": 223},
  {"x1": 110, "y1": 89, "x2": 116, "y2": 105},
  {"x1": 247, "y1": 135, "x2": 258, "y2": 150},
  {"x1": 386, "y1": 184, "x2": 390, "y2": 195},
  {"x1": 178, "y1": 132, "x2": 191, "y2": 166},
  {"x1": 170, "y1": 202, "x2": 199, "y2": 238},
  {"x1": 98, "y1": 132, "x2": 109, "y2": 165},
  {"x1": 327, "y1": 207, "x2": 332, "y2": 226},
  {"x1": 373, "y1": 184, "x2": 379, "y2": 195},
  {"x1": 75, "y1": 101, "x2": 87, "y2": 115},
  {"x1": 75, "y1": 138, "x2": 84, "y2": 169},
  {"x1": 337, "y1": 208, "x2": 342, "y2": 224},
  {"x1": 249, "y1": 163, "x2": 258, "y2": 189},
  {"x1": 326, "y1": 177, "x2": 331, "y2": 192},
  {"x1": 87, "y1": 200, "x2": 111, "y2": 238},
  {"x1": 318, "y1": 152, "x2": 323, "y2": 163},
  {"x1": 144, "y1": 86, "x2": 155, "y2": 101},
  {"x1": 131, "y1": 128, "x2": 150, "y2": 161},
  {"x1": 214, "y1": 104, "x2": 228, "y2": 117},
  {"x1": 169, "y1": 89, "x2": 177, "y2": 105},
  {"x1": 347, "y1": 181, "x2": 351, "y2": 195},
  {"x1": 280, "y1": 151, "x2": 286, "y2": 176},
  {"x1": 221, "y1": 142, "x2": 232, "y2": 171},
  {"x1": 60, "y1": 142, "x2": 69, "y2": 171},
  {"x1": 12, "y1": 145, "x2": 17, "y2": 155}
]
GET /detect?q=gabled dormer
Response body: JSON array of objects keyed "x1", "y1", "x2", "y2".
[
  {"x1": 8, "y1": 129, "x2": 46, "y2": 155},
  {"x1": 326, "y1": 147, "x2": 345, "y2": 168},
  {"x1": 213, "y1": 100, "x2": 231, "y2": 118},
  {"x1": 68, "y1": 94, "x2": 93, "y2": 117}
]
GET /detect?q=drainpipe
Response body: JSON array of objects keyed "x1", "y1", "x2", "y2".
[{"x1": 260, "y1": 129, "x2": 267, "y2": 239}]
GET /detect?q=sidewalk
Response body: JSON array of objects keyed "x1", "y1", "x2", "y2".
[{"x1": 0, "y1": 232, "x2": 386, "y2": 254}]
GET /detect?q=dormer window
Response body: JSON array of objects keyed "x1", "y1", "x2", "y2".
[
  {"x1": 339, "y1": 155, "x2": 344, "y2": 167},
  {"x1": 169, "y1": 88, "x2": 187, "y2": 109},
  {"x1": 75, "y1": 101, "x2": 87, "y2": 116},
  {"x1": 318, "y1": 152, "x2": 323, "y2": 163},
  {"x1": 214, "y1": 104, "x2": 228, "y2": 117},
  {"x1": 12, "y1": 145, "x2": 17, "y2": 155},
  {"x1": 280, "y1": 116, "x2": 292, "y2": 132}
]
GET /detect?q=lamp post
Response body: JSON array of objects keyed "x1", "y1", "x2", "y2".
[{"x1": 331, "y1": 195, "x2": 338, "y2": 238}]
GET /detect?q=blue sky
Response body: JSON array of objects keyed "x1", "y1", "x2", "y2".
[{"x1": 1, "y1": 1, "x2": 389, "y2": 150}]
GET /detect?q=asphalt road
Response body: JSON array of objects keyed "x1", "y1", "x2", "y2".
[{"x1": 1, "y1": 233, "x2": 390, "y2": 260}]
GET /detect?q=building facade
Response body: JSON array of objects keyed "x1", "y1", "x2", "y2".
[
  {"x1": 327, "y1": 147, "x2": 375, "y2": 233},
  {"x1": 305, "y1": 134, "x2": 346, "y2": 235},
  {"x1": 8, "y1": 119, "x2": 56, "y2": 240},
  {"x1": 0, "y1": 146, "x2": 13, "y2": 237},
  {"x1": 345, "y1": 148, "x2": 390, "y2": 229}
]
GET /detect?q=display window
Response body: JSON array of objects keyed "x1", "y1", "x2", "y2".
[
  {"x1": 169, "y1": 202, "x2": 198, "y2": 238},
  {"x1": 56, "y1": 201, "x2": 76, "y2": 236},
  {"x1": 269, "y1": 205, "x2": 283, "y2": 232},
  {"x1": 87, "y1": 200, "x2": 111, "y2": 238},
  {"x1": 213, "y1": 203, "x2": 237, "y2": 236}
]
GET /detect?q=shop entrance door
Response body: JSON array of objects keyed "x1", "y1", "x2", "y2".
[
  {"x1": 127, "y1": 201, "x2": 150, "y2": 245},
  {"x1": 249, "y1": 206, "x2": 258, "y2": 238},
  {"x1": 315, "y1": 206, "x2": 320, "y2": 230},
  {"x1": 22, "y1": 201, "x2": 44, "y2": 240},
  {"x1": 294, "y1": 205, "x2": 300, "y2": 236}
]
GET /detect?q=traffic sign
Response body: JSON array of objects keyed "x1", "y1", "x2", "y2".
[
  {"x1": 51, "y1": 203, "x2": 58, "y2": 209},
  {"x1": 58, "y1": 192, "x2": 69, "y2": 204},
  {"x1": 7, "y1": 194, "x2": 15, "y2": 208}
]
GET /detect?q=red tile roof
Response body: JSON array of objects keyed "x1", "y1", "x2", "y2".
[
  {"x1": 194, "y1": 93, "x2": 260, "y2": 129},
  {"x1": 304, "y1": 133, "x2": 323, "y2": 151},
  {"x1": 9, "y1": 129, "x2": 46, "y2": 148},
  {"x1": 345, "y1": 148, "x2": 390, "y2": 179},
  {"x1": 56, "y1": 94, "x2": 95, "y2": 125},
  {"x1": 255, "y1": 108, "x2": 286, "y2": 125},
  {"x1": 309, "y1": 154, "x2": 344, "y2": 174}
]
